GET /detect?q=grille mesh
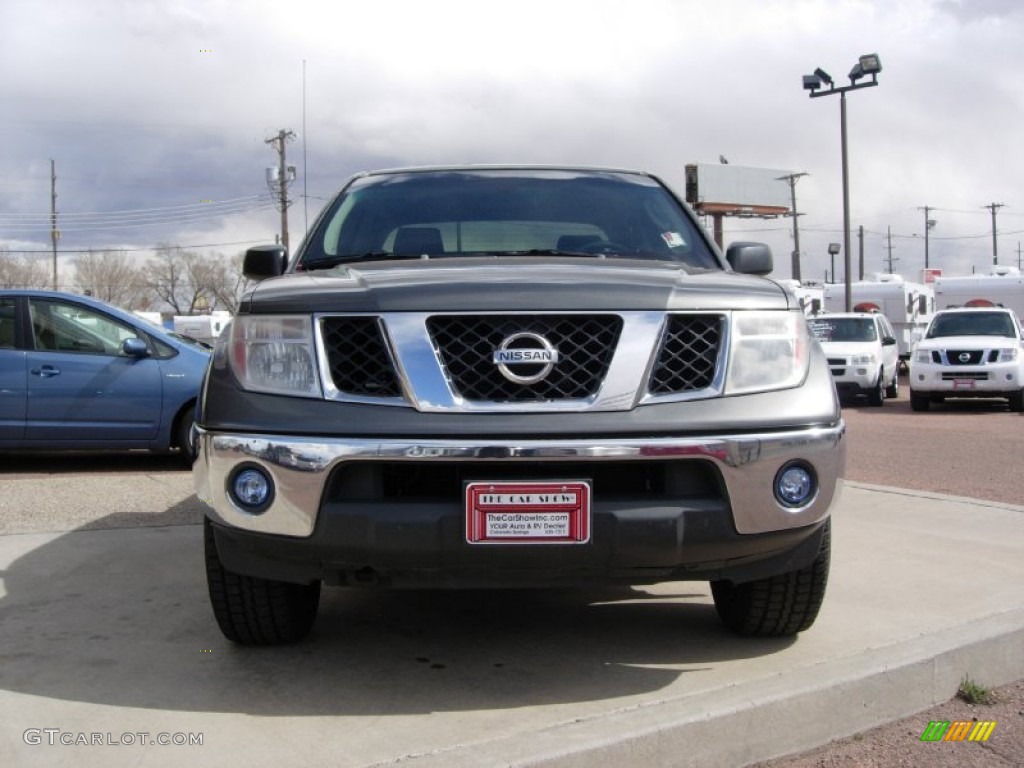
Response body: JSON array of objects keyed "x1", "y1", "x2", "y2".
[
  {"x1": 648, "y1": 315, "x2": 723, "y2": 394},
  {"x1": 321, "y1": 316, "x2": 401, "y2": 396},
  {"x1": 426, "y1": 315, "x2": 622, "y2": 401}
]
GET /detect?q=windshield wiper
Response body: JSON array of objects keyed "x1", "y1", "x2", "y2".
[
  {"x1": 503, "y1": 249, "x2": 607, "y2": 258},
  {"x1": 301, "y1": 252, "x2": 420, "y2": 270}
]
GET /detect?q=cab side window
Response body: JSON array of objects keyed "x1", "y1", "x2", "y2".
[
  {"x1": 29, "y1": 300, "x2": 142, "y2": 355},
  {"x1": 0, "y1": 298, "x2": 16, "y2": 349}
]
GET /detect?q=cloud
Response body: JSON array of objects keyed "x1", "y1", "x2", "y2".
[{"x1": 2, "y1": 0, "x2": 1023, "y2": 280}]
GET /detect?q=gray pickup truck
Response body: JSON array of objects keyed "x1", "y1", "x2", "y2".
[{"x1": 194, "y1": 166, "x2": 845, "y2": 645}]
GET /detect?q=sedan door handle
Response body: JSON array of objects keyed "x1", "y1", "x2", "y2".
[{"x1": 30, "y1": 365, "x2": 61, "y2": 378}]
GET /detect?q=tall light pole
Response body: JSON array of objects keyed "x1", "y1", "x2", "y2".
[
  {"x1": 803, "y1": 54, "x2": 882, "y2": 312},
  {"x1": 828, "y1": 242, "x2": 840, "y2": 283}
]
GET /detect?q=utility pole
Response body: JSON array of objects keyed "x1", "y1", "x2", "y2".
[
  {"x1": 778, "y1": 172, "x2": 808, "y2": 281},
  {"x1": 983, "y1": 202, "x2": 1004, "y2": 266},
  {"x1": 858, "y1": 225, "x2": 864, "y2": 280},
  {"x1": 265, "y1": 130, "x2": 296, "y2": 252},
  {"x1": 918, "y1": 205, "x2": 935, "y2": 270},
  {"x1": 884, "y1": 225, "x2": 898, "y2": 273},
  {"x1": 50, "y1": 159, "x2": 59, "y2": 290}
]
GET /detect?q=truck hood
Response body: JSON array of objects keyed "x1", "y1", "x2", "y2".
[
  {"x1": 242, "y1": 258, "x2": 791, "y2": 314},
  {"x1": 916, "y1": 334, "x2": 1019, "y2": 350}
]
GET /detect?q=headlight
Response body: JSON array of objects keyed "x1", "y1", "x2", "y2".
[
  {"x1": 914, "y1": 349, "x2": 932, "y2": 364},
  {"x1": 228, "y1": 315, "x2": 321, "y2": 397},
  {"x1": 850, "y1": 354, "x2": 876, "y2": 365},
  {"x1": 998, "y1": 348, "x2": 1019, "y2": 362},
  {"x1": 725, "y1": 311, "x2": 809, "y2": 395}
]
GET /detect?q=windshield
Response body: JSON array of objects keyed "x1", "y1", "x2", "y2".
[
  {"x1": 927, "y1": 311, "x2": 1016, "y2": 338},
  {"x1": 297, "y1": 169, "x2": 720, "y2": 270},
  {"x1": 808, "y1": 317, "x2": 878, "y2": 343}
]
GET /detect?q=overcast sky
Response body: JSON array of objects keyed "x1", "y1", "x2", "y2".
[{"x1": 3, "y1": 0, "x2": 1023, "y2": 284}]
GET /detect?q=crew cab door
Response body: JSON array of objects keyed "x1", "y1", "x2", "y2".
[{"x1": 24, "y1": 298, "x2": 163, "y2": 443}]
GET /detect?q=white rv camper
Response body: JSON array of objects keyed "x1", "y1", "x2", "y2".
[
  {"x1": 933, "y1": 265, "x2": 1024, "y2": 317},
  {"x1": 173, "y1": 310, "x2": 232, "y2": 345},
  {"x1": 823, "y1": 274, "x2": 933, "y2": 361},
  {"x1": 775, "y1": 279, "x2": 824, "y2": 317}
]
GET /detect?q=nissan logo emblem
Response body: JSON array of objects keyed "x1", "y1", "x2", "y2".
[
  {"x1": 493, "y1": 332, "x2": 559, "y2": 384},
  {"x1": 958, "y1": 352, "x2": 971, "y2": 363}
]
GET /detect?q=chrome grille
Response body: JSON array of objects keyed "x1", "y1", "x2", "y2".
[
  {"x1": 321, "y1": 316, "x2": 401, "y2": 396},
  {"x1": 945, "y1": 349, "x2": 984, "y2": 366},
  {"x1": 648, "y1": 315, "x2": 723, "y2": 395},
  {"x1": 426, "y1": 315, "x2": 622, "y2": 401}
]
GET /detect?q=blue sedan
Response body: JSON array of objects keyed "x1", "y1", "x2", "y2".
[{"x1": 0, "y1": 290, "x2": 211, "y2": 462}]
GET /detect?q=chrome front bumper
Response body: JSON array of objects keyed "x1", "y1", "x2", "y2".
[{"x1": 194, "y1": 423, "x2": 845, "y2": 538}]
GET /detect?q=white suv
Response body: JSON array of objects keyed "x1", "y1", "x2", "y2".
[
  {"x1": 910, "y1": 307, "x2": 1024, "y2": 412},
  {"x1": 809, "y1": 312, "x2": 900, "y2": 406}
]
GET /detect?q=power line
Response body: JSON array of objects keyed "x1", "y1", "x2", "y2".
[
  {"x1": 0, "y1": 194, "x2": 269, "y2": 220},
  {"x1": 2, "y1": 239, "x2": 269, "y2": 255}
]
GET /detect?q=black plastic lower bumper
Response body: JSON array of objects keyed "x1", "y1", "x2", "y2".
[{"x1": 209, "y1": 501, "x2": 828, "y2": 589}]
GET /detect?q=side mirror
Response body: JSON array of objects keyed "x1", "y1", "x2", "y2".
[
  {"x1": 726, "y1": 242, "x2": 773, "y2": 276},
  {"x1": 244, "y1": 245, "x2": 288, "y2": 280},
  {"x1": 882, "y1": 336, "x2": 897, "y2": 347},
  {"x1": 122, "y1": 337, "x2": 150, "y2": 358}
]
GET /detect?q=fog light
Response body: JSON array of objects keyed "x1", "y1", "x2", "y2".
[
  {"x1": 775, "y1": 463, "x2": 816, "y2": 508},
  {"x1": 229, "y1": 466, "x2": 274, "y2": 512}
]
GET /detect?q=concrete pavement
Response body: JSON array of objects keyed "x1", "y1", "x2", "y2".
[{"x1": 0, "y1": 477, "x2": 1021, "y2": 767}]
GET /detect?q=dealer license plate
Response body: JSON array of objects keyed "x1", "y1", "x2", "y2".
[
  {"x1": 465, "y1": 481, "x2": 591, "y2": 545},
  {"x1": 952, "y1": 379, "x2": 976, "y2": 390}
]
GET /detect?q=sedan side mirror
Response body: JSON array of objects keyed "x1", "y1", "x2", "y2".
[
  {"x1": 122, "y1": 337, "x2": 150, "y2": 358},
  {"x1": 244, "y1": 245, "x2": 288, "y2": 280}
]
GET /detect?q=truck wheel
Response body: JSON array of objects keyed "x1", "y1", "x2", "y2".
[
  {"x1": 868, "y1": 370, "x2": 885, "y2": 407},
  {"x1": 204, "y1": 519, "x2": 321, "y2": 645},
  {"x1": 910, "y1": 391, "x2": 931, "y2": 412},
  {"x1": 1009, "y1": 390, "x2": 1024, "y2": 412},
  {"x1": 885, "y1": 370, "x2": 898, "y2": 399},
  {"x1": 710, "y1": 520, "x2": 830, "y2": 637}
]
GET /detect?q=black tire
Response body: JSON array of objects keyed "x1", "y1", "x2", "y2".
[
  {"x1": 910, "y1": 391, "x2": 931, "y2": 412},
  {"x1": 204, "y1": 518, "x2": 321, "y2": 645},
  {"x1": 885, "y1": 369, "x2": 898, "y2": 399},
  {"x1": 1009, "y1": 390, "x2": 1024, "y2": 413},
  {"x1": 710, "y1": 520, "x2": 830, "y2": 637},
  {"x1": 174, "y1": 406, "x2": 197, "y2": 466},
  {"x1": 868, "y1": 369, "x2": 885, "y2": 407}
]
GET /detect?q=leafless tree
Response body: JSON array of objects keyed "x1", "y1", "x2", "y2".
[
  {"x1": 145, "y1": 244, "x2": 248, "y2": 314},
  {"x1": 73, "y1": 249, "x2": 146, "y2": 308},
  {"x1": 207, "y1": 251, "x2": 251, "y2": 314},
  {"x1": 0, "y1": 246, "x2": 50, "y2": 288}
]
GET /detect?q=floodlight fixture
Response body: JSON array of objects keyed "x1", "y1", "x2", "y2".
[
  {"x1": 803, "y1": 74, "x2": 822, "y2": 91},
  {"x1": 858, "y1": 53, "x2": 882, "y2": 75},
  {"x1": 803, "y1": 55, "x2": 882, "y2": 309}
]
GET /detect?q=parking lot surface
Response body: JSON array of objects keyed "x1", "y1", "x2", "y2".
[{"x1": 0, "y1": 398, "x2": 1022, "y2": 767}]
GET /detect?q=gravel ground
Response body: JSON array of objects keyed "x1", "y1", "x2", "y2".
[{"x1": 753, "y1": 385, "x2": 1024, "y2": 767}]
